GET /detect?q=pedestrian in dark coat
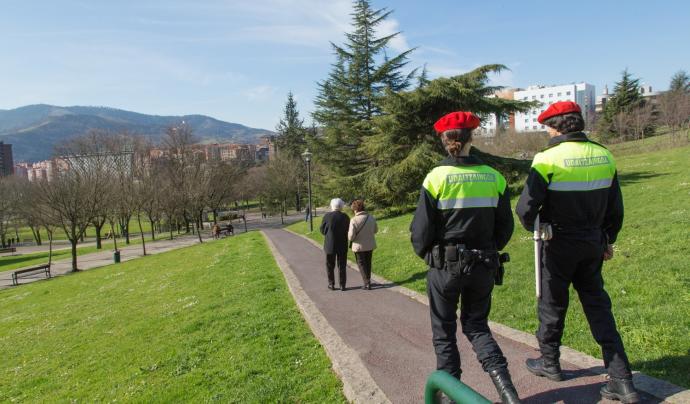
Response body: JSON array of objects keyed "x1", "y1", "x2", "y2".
[{"x1": 320, "y1": 198, "x2": 350, "y2": 291}]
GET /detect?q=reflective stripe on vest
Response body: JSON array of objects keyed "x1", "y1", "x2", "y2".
[
  {"x1": 423, "y1": 164, "x2": 506, "y2": 210},
  {"x1": 437, "y1": 197, "x2": 499, "y2": 209},
  {"x1": 548, "y1": 178, "x2": 613, "y2": 191},
  {"x1": 532, "y1": 141, "x2": 616, "y2": 192}
]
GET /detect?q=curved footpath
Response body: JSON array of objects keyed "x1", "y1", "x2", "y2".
[{"x1": 262, "y1": 228, "x2": 687, "y2": 404}]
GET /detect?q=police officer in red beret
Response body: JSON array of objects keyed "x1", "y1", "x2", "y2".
[
  {"x1": 411, "y1": 112, "x2": 520, "y2": 403},
  {"x1": 516, "y1": 102, "x2": 639, "y2": 403}
]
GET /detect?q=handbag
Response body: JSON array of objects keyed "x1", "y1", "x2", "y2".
[{"x1": 349, "y1": 214, "x2": 370, "y2": 248}]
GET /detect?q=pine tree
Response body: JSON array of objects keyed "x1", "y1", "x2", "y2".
[
  {"x1": 313, "y1": 0, "x2": 415, "y2": 196},
  {"x1": 669, "y1": 70, "x2": 690, "y2": 93},
  {"x1": 598, "y1": 69, "x2": 644, "y2": 138},
  {"x1": 354, "y1": 65, "x2": 533, "y2": 207},
  {"x1": 275, "y1": 92, "x2": 307, "y2": 159}
]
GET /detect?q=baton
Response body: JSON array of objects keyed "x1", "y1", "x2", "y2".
[{"x1": 533, "y1": 215, "x2": 542, "y2": 298}]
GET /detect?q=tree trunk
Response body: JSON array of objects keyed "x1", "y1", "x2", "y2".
[
  {"x1": 70, "y1": 239, "x2": 78, "y2": 272},
  {"x1": 196, "y1": 220, "x2": 203, "y2": 243},
  {"x1": 47, "y1": 228, "x2": 53, "y2": 268},
  {"x1": 137, "y1": 213, "x2": 147, "y2": 256},
  {"x1": 94, "y1": 223, "x2": 103, "y2": 249},
  {"x1": 148, "y1": 214, "x2": 156, "y2": 241},
  {"x1": 109, "y1": 221, "x2": 118, "y2": 252},
  {"x1": 243, "y1": 215, "x2": 248, "y2": 233},
  {"x1": 30, "y1": 225, "x2": 42, "y2": 246},
  {"x1": 213, "y1": 209, "x2": 218, "y2": 224}
]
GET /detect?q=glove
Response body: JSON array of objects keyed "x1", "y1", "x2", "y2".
[{"x1": 539, "y1": 223, "x2": 553, "y2": 241}]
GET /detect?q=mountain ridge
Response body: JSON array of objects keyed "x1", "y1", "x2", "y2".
[{"x1": 0, "y1": 104, "x2": 275, "y2": 162}]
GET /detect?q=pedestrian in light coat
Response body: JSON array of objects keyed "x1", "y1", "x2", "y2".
[{"x1": 348, "y1": 199, "x2": 378, "y2": 290}]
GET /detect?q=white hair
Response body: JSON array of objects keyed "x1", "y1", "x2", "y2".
[{"x1": 330, "y1": 198, "x2": 345, "y2": 211}]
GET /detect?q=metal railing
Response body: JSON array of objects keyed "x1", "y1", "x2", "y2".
[{"x1": 424, "y1": 370, "x2": 491, "y2": 404}]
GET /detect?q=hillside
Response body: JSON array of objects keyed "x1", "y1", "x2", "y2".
[{"x1": 0, "y1": 105, "x2": 275, "y2": 162}]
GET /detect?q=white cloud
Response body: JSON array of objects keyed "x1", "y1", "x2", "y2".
[
  {"x1": 243, "y1": 84, "x2": 278, "y2": 101},
  {"x1": 376, "y1": 19, "x2": 410, "y2": 53}
]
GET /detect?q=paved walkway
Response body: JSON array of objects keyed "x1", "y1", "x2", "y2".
[{"x1": 263, "y1": 229, "x2": 671, "y2": 404}]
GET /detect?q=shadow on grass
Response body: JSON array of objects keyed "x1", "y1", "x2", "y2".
[
  {"x1": 632, "y1": 351, "x2": 690, "y2": 391},
  {"x1": 618, "y1": 170, "x2": 667, "y2": 185},
  {"x1": 394, "y1": 270, "x2": 427, "y2": 287},
  {"x1": 0, "y1": 253, "x2": 54, "y2": 269}
]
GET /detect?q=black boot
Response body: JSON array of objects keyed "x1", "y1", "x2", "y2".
[
  {"x1": 600, "y1": 377, "x2": 640, "y2": 403},
  {"x1": 489, "y1": 368, "x2": 521, "y2": 404},
  {"x1": 525, "y1": 357, "x2": 563, "y2": 381}
]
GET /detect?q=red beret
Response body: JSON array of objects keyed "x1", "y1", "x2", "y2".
[
  {"x1": 537, "y1": 101, "x2": 582, "y2": 124},
  {"x1": 434, "y1": 111, "x2": 480, "y2": 133}
]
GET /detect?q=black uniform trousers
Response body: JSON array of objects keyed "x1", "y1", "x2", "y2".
[
  {"x1": 354, "y1": 250, "x2": 373, "y2": 286},
  {"x1": 325, "y1": 252, "x2": 347, "y2": 287},
  {"x1": 538, "y1": 236, "x2": 632, "y2": 379},
  {"x1": 427, "y1": 261, "x2": 508, "y2": 379}
]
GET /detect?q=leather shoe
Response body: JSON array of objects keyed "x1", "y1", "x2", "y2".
[
  {"x1": 327, "y1": 284, "x2": 335, "y2": 290},
  {"x1": 489, "y1": 368, "x2": 521, "y2": 404},
  {"x1": 526, "y1": 357, "x2": 563, "y2": 381},
  {"x1": 340, "y1": 285, "x2": 346, "y2": 291},
  {"x1": 600, "y1": 377, "x2": 640, "y2": 403}
]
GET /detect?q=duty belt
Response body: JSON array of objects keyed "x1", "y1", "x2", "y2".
[{"x1": 430, "y1": 244, "x2": 498, "y2": 273}]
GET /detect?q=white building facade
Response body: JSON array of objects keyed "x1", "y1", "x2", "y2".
[{"x1": 514, "y1": 83, "x2": 595, "y2": 132}]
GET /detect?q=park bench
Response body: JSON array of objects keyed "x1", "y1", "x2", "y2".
[
  {"x1": 0, "y1": 247, "x2": 17, "y2": 254},
  {"x1": 11, "y1": 264, "x2": 51, "y2": 286}
]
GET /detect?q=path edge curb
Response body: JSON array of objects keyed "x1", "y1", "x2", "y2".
[
  {"x1": 262, "y1": 231, "x2": 391, "y2": 404},
  {"x1": 285, "y1": 228, "x2": 689, "y2": 403}
]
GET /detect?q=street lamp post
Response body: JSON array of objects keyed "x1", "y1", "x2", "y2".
[{"x1": 302, "y1": 149, "x2": 313, "y2": 232}]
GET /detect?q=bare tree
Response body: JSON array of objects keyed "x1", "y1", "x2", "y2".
[
  {"x1": 159, "y1": 123, "x2": 198, "y2": 239},
  {"x1": 12, "y1": 178, "x2": 44, "y2": 245},
  {"x1": 0, "y1": 178, "x2": 16, "y2": 248},
  {"x1": 657, "y1": 91, "x2": 690, "y2": 141},
  {"x1": 264, "y1": 155, "x2": 301, "y2": 224},
  {"x1": 627, "y1": 103, "x2": 655, "y2": 141},
  {"x1": 35, "y1": 133, "x2": 113, "y2": 271},
  {"x1": 206, "y1": 161, "x2": 240, "y2": 224}
]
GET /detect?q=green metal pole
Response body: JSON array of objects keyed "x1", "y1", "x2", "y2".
[{"x1": 424, "y1": 370, "x2": 491, "y2": 404}]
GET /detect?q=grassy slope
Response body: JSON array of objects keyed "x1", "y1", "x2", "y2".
[
  {"x1": 289, "y1": 145, "x2": 690, "y2": 388},
  {"x1": 0, "y1": 233, "x2": 345, "y2": 402}
]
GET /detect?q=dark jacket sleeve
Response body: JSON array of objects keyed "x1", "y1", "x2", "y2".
[
  {"x1": 410, "y1": 187, "x2": 440, "y2": 258},
  {"x1": 516, "y1": 168, "x2": 549, "y2": 231},
  {"x1": 319, "y1": 213, "x2": 328, "y2": 235},
  {"x1": 494, "y1": 188, "x2": 514, "y2": 250},
  {"x1": 603, "y1": 172, "x2": 624, "y2": 243}
]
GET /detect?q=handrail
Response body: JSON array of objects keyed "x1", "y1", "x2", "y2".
[{"x1": 424, "y1": 370, "x2": 491, "y2": 404}]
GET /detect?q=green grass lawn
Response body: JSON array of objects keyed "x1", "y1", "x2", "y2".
[
  {"x1": 289, "y1": 145, "x2": 690, "y2": 388},
  {"x1": 11, "y1": 217, "x2": 156, "y2": 243},
  {"x1": 0, "y1": 233, "x2": 346, "y2": 402},
  {"x1": 0, "y1": 234, "x2": 162, "y2": 273}
]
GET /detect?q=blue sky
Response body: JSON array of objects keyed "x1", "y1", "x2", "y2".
[{"x1": 1, "y1": 0, "x2": 688, "y2": 130}]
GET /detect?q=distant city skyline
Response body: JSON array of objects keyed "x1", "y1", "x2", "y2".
[{"x1": 1, "y1": 0, "x2": 688, "y2": 130}]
